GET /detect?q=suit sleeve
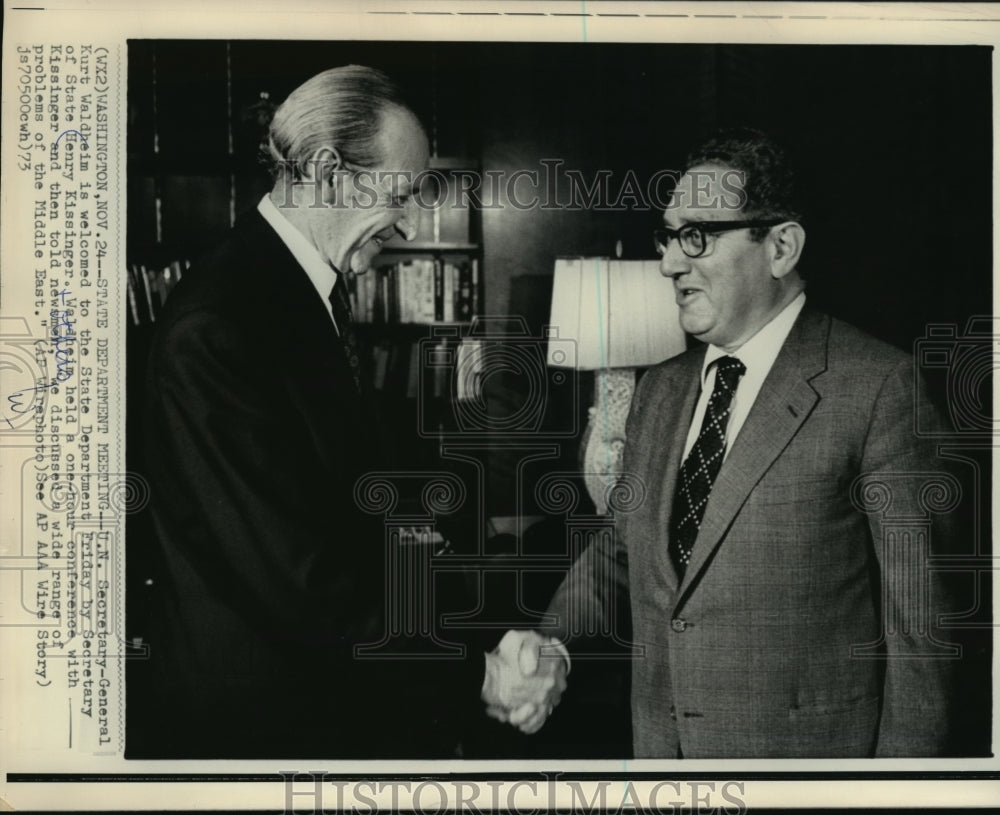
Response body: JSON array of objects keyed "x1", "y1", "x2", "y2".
[
  {"x1": 539, "y1": 375, "x2": 650, "y2": 648},
  {"x1": 858, "y1": 359, "x2": 959, "y2": 756},
  {"x1": 145, "y1": 309, "x2": 383, "y2": 649}
]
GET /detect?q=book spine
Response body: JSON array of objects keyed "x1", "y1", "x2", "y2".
[
  {"x1": 433, "y1": 259, "x2": 444, "y2": 322},
  {"x1": 443, "y1": 262, "x2": 456, "y2": 323},
  {"x1": 139, "y1": 264, "x2": 156, "y2": 323},
  {"x1": 367, "y1": 268, "x2": 377, "y2": 322},
  {"x1": 375, "y1": 268, "x2": 387, "y2": 324},
  {"x1": 388, "y1": 267, "x2": 394, "y2": 322},
  {"x1": 471, "y1": 257, "x2": 479, "y2": 318},
  {"x1": 421, "y1": 259, "x2": 434, "y2": 323},
  {"x1": 457, "y1": 261, "x2": 472, "y2": 321},
  {"x1": 126, "y1": 265, "x2": 141, "y2": 326},
  {"x1": 395, "y1": 263, "x2": 405, "y2": 323}
]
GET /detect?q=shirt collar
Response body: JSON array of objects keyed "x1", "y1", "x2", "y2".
[
  {"x1": 257, "y1": 194, "x2": 340, "y2": 307},
  {"x1": 700, "y1": 291, "x2": 807, "y2": 385}
]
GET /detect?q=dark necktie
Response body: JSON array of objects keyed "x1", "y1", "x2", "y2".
[
  {"x1": 669, "y1": 356, "x2": 746, "y2": 578},
  {"x1": 328, "y1": 275, "x2": 362, "y2": 393}
]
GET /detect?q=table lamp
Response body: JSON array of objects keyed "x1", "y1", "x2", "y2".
[{"x1": 547, "y1": 257, "x2": 686, "y2": 513}]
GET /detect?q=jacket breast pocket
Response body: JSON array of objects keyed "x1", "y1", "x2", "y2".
[{"x1": 753, "y1": 473, "x2": 846, "y2": 504}]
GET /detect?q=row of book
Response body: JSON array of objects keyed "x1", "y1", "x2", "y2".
[
  {"x1": 369, "y1": 337, "x2": 485, "y2": 400},
  {"x1": 126, "y1": 260, "x2": 189, "y2": 326},
  {"x1": 127, "y1": 254, "x2": 481, "y2": 329},
  {"x1": 348, "y1": 258, "x2": 479, "y2": 325}
]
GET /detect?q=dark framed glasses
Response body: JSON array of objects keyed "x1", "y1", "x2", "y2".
[{"x1": 653, "y1": 219, "x2": 786, "y2": 258}]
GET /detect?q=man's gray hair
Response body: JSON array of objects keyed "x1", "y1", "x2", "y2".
[{"x1": 265, "y1": 65, "x2": 408, "y2": 180}]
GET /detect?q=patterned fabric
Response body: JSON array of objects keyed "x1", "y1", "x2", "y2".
[
  {"x1": 668, "y1": 356, "x2": 745, "y2": 577},
  {"x1": 541, "y1": 308, "x2": 959, "y2": 757},
  {"x1": 328, "y1": 275, "x2": 362, "y2": 393}
]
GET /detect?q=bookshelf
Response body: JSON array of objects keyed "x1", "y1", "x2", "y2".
[
  {"x1": 381, "y1": 242, "x2": 478, "y2": 253},
  {"x1": 348, "y1": 153, "x2": 485, "y2": 443},
  {"x1": 127, "y1": 42, "x2": 486, "y2": 446},
  {"x1": 125, "y1": 48, "x2": 488, "y2": 638}
]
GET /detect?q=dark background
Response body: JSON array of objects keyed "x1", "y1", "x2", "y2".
[
  {"x1": 128, "y1": 41, "x2": 993, "y2": 346},
  {"x1": 126, "y1": 41, "x2": 993, "y2": 758}
]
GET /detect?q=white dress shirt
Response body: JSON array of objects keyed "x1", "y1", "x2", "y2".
[
  {"x1": 257, "y1": 194, "x2": 342, "y2": 332},
  {"x1": 682, "y1": 292, "x2": 806, "y2": 460}
]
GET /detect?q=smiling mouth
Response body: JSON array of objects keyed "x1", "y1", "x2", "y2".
[{"x1": 677, "y1": 287, "x2": 702, "y2": 301}]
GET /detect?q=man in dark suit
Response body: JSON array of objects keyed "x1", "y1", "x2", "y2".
[
  {"x1": 493, "y1": 129, "x2": 960, "y2": 757},
  {"x1": 129, "y1": 66, "x2": 491, "y2": 758}
]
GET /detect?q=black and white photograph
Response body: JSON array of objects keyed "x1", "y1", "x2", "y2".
[
  {"x1": 123, "y1": 39, "x2": 991, "y2": 761},
  {"x1": 1, "y1": 3, "x2": 997, "y2": 811}
]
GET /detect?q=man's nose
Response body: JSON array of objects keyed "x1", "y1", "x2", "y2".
[
  {"x1": 395, "y1": 197, "x2": 419, "y2": 241},
  {"x1": 659, "y1": 239, "x2": 689, "y2": 278}
]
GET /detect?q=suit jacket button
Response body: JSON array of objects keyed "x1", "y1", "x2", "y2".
[
  {"x1": 669, "y1": 705, "x2": 677, "y2": 721},
  {"x1": 671, "y1": 618, "x2": 687, "y2": 632}
]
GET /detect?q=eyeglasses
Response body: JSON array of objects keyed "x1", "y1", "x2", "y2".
[{"x1": 653, "y1": 219, "x2": 786, "y2": 259}]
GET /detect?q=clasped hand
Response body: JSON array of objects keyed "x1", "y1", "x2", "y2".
[{"x1": 481, "y1": 629, "x2": 568, "y2": 734}]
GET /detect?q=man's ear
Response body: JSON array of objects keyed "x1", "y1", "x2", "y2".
[
  {"x1": 768, "y1": 222, "x2": 806, "y2": 279},
  {"x1": 299, "y1": 146, "x2": 342, "y2": 180},
  {"x1": 299, "y1": 146, "x2": 345, "y2": 206}
]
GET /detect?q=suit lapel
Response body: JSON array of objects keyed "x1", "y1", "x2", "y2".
[
  {"x1": 236, "y1": 209, "x2": 371, "y2": 438},
  {"x1": 646, "y1": 349, "x2": 705, "y2": 592},
  {"x1": 676, "y1": 307, "x2": 831, "y2": 599},
  {"x1": 250, "y1": 210, "x2": 363, "y2": 392}
]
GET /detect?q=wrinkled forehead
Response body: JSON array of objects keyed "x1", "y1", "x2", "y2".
[{"x1": 664, "y1": 163, "x2": 746, "y2": 225}]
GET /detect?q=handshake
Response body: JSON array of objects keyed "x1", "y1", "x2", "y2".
[{"x1": 481, "y1": 629, "x2": 569, "y2": 734}]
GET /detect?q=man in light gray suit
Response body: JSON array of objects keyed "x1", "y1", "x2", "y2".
[{"x1": 487, "y1": 128, "x2": 959, "y2": 757}]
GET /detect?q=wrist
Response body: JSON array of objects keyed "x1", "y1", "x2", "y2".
[
  {"x1": 481, "y1": 651, "x2": 499, "y2": 701},
  {"x1": 548, "y1": 638, "x2": 572, "y2": 675}
]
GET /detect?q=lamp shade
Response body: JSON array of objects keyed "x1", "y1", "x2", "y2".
[{"x1": 546, "y1": 257, "x2": 686, "y2": 369}]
